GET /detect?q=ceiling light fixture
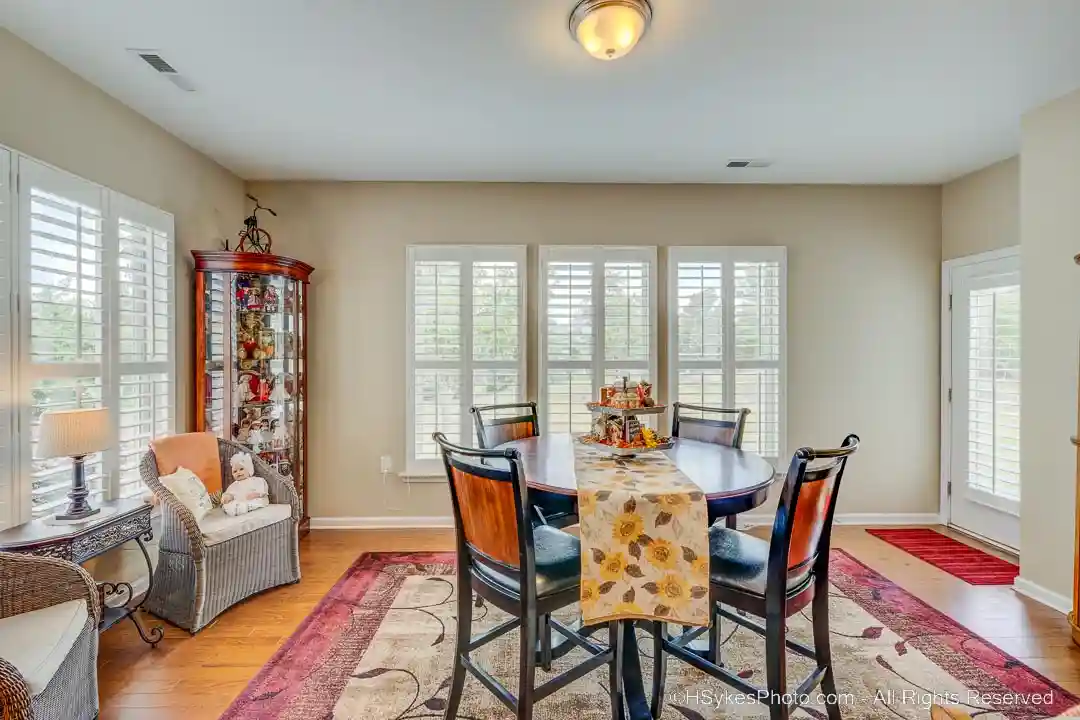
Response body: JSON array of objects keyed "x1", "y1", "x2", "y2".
[{"x1": 569, "y1": 0, "x2": 653, "y2": 61}]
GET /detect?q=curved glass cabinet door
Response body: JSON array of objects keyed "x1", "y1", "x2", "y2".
[{"x1": 194, "y1": 251, "x2": 313, "y2": 531}]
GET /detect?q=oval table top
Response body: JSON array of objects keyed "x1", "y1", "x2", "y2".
[{"x1": 499, "y1": 433, "x2": 777, "y2": 501}]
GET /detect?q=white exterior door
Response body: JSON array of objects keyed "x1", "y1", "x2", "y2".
[{"x1": 945, "y1": 250, "x2": 1021, "y2": 550}]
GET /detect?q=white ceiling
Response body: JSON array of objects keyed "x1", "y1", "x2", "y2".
[{"x1": 3, "y1": 0, "x2": 1080, "y2": 184}]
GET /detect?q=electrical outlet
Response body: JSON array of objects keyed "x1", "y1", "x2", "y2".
[{"x1": 380, "y1": 455, "x2": 393, "y2": 474}]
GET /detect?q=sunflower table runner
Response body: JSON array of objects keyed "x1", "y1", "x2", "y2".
[{"x1": 575, "y1": 443, "x2": 710, "y2": 627}]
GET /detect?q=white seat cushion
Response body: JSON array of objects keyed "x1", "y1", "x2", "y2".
[
  {"x1": 199, "y1": 503, "x2": 292, "y2": 545},
  {"x1": 0, "y1": 599, "x2": 88, "y2": 696}
]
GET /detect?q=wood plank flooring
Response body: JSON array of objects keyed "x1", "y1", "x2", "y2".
[{"x1": 96, "y1": 526, "x2": 1080, "y2": 719}]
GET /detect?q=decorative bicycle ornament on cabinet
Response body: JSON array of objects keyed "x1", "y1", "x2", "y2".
[{"x1": 232, "y1": 194, "x2": 276, "y2": 253}]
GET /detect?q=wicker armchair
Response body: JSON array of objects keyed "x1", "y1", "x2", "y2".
[
  {"x1": 0, "y1": 552, "x2": 101, "y2": 720},
  {"x1": 141, "y1": 437, "x2": 301, "y2": 633}
]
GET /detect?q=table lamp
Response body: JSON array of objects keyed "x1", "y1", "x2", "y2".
[{"x1": 37, "y1": 407, "x2": 110, "y2": 520}]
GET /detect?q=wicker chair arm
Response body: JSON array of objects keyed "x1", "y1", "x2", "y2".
[
  {"x1": 0, "y1": 656, "x2": 33, "y2": 720},
  {"x1": 140, "y1": 450, "x2": 207, "y2": 561},
  {"x1": 0, "y1": 551, "x2": 101, "y2": 623},
  {"x1": 218, "y1": 439, "x2": 301, "y2": 520}
]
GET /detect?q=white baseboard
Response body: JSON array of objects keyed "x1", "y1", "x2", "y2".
[
  {"x1": 310, "y1": 516, "x2": 454, "y2": 530},
  {"x1": 310, "y1": 512, "x2": 941, "y2": 531},
  {"x1": 1013, "y1": 577, "x2": 1072, "y2": 615},
  {"x1": 739, "y1": 512, "x2": 941, "y2": 527}
]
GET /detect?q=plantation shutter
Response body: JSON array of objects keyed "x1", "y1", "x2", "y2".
[
  {"x1": 112, "y1": 193, "x2": 175, "y2": 499},
  {"x1": 540, "y1": 247, "x2": 657, "y2": 435},
  {"x1": 966, "y1": 283, "x2": 1021, "y2": 501},
  {"x1": 732, "y1": 259, "x2": 782, "y2": 458},
  {"x1": 18, "y1": 158, "x2": 108, "y2": 517},
  {"x1": 407, "y1": 246, "x2": 526, "y2": 474},
  {"x1": 471, "y1": 259, "x2": 523, "y2": 415},
  {"x1": 0, "y1": 149, "x2": 13, "y2": 529},
  {"x1": 669, "y1": 247, "x2": 786, "y2": 463}
]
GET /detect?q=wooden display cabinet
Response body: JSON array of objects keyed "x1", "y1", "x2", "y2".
[{"x1": 193, "y1": 251, "x2": 314, "y2": 533}]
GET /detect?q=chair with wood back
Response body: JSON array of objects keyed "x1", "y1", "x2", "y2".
[
  {"x1": 651, "y1": 434, "x2": 860, "y2": 720},
  {"x1": 471, "y1": 402, "x2": 578, "y2": 529},
  {"x1": 671, "y1": 402, "x2": 751, "y2": 528},
  {"x1": 671, "y1": 402, "x2": 750, "y2": 448},
  {"x1": 433, "y1": 433, "x2": 623, "y2": 720}
]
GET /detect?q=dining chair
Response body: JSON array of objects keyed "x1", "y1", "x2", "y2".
[
  {"x1": 471, "y1": 402, "x2": 578, "y2": 529},
  {"x1": 671, "y1": 402, "x2": 751, "y2": 528},
  {"x1": 433, "y1": 432, "x2": 624, "y2": 720},
  {"x1": 650, "y1": 434, "x2": 860, "y2": 720}
]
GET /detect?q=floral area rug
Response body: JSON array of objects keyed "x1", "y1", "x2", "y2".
[{"x1": 220, "y1": 550, "x2": 1077, "y2": 720}]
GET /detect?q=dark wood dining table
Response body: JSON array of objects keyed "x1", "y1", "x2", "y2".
[{"x1": 497, "y1": 433, "x2": 778, "y2": 720}]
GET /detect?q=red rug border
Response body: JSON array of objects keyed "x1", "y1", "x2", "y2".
[
  {"x1": 219, "y1": 548, "x2": 1076, "y2": 720},
  {"x1": 829, "y1": 549, "x2": 1076, "y2": 716},
  {"x1": 865, "y1": 527, "x2": 1019, "y2": 585},
  {"x1": 219, "y1": 551, "x2": 456, "y2": 720}
]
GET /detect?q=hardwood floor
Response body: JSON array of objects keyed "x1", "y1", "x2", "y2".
[{"x1": 96, "y1": 526, "x2": 1080, "y2": 719}]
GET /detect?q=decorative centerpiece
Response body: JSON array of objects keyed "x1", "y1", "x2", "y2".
[{"x1": 579, "y1": 377, "x2": 672, "y2": 457}]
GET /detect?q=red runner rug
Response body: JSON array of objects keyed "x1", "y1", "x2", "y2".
[{"x1": 866, "y1": 528, "x2": 1019, "y2": 585}]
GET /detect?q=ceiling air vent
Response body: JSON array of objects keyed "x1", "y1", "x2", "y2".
[
  {"x1": 137, "y1": 52, "x2": 176, "y2": 73},
  {"x1": 128, "y1": 49, "x2": 195, "y2": 91},
  {"x1": 726, "y1": 159, "x2": 773, "y2": 169}
]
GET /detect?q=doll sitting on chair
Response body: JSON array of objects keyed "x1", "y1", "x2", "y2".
[{"x1": 222, "y1": 452, "x2": 270, "y2": 516}]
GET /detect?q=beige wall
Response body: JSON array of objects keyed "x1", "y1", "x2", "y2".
[
  {"x1": 0, "y1": 29, "x2": 246, "y2": 431},
  {"x1": 0, "y1": 29, "x2": 246, "y2": 579},
  {"x1": 942, "y1": 157, "x2": 1019, "y2": 261},
  {"x1": 247, "y1": 181, "x2": 942, "y2": 521},
  {"x1": 1019, "y1": 88, "x2": 1080, "y2": 600}
]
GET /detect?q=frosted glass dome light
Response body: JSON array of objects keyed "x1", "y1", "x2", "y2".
[{"x1": 569, "y1": 0, "x2": 653, "y2": 61}]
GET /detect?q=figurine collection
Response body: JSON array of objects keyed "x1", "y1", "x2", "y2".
[{"x1": 230, "y1": 272, "x2": 297, "y2": 476}]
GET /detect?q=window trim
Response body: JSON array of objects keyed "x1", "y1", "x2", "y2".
[
  {"x1": 6, "y1": 149, "x2": 177, "y2": 525},
  {"x1": 0, "y1": 148, "x2": 13, "y2": 529},
  {"x1": 538, "y1": 245, "x2": 658, "y2": 435},
  {"x1": 111, "y1": 190, "x2": 177, "y2": 500},
  {"x1": 404, "y1": 244, "x2": 527, "y2": 477},
  {"x1": 667, "y1": 246, "x2": 787, "y2": 464}
]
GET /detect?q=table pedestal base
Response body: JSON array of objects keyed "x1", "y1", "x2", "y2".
[{"x1": 536, "y1": 617, "x2": 715, "y2": 720}]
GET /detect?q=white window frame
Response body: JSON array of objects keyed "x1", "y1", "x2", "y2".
[
  {"x1": 0, "y1": 148, "x2": 14, "y2": 529},
  {"x1": 538, "y1": 246, "x2": 658, "y2": 434},
  {"x1": 3, "y1": 148, "x2": 177, "y2": 526},
  {"x1": 667, "y1": 246, "x2": 787, "y2": 464},
  {"x1": 404, "y1": 245, "x2": 527, "y2": 477},
  {"x1": 111, "y1": 191, "x2": 177, "y2": 500}
]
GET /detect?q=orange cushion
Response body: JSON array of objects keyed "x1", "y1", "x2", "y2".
[{"x1": 151, "y1": 433, "x2": 223, "y2": 495}]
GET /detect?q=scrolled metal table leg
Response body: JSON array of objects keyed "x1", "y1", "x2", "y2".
[{"x1": 132, "y1": 531, "x2": 164, "y2": 647}]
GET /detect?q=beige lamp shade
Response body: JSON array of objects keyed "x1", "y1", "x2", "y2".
[{"x1": 36, "y1": 408, "x2": 111, "y2": 458}]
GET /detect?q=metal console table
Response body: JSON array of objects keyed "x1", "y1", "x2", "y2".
[{"x1": 0, "y1": 497, "x2": 164, "y2": 646}]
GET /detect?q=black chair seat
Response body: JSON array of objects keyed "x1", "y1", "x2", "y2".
[
  {"x1": 531, "y1": 488, "x2": 578, "y2": 528},
  {"x1": 708, "y1": 526, "x2": 811, "y2": 595},
  {"x1": 473, "y1": 525, "x2": 581, "y2": 598}
]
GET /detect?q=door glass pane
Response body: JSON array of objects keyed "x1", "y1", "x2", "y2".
[
  {"x1": 967, "y1": 284, "x2": 1020, "y2": 500},
  {"x1": 204, "y1": 271, "x2": 228, "y2": 435},
  {"x1": 233, "y1": 273, "x2": 293, "y2": 477}
]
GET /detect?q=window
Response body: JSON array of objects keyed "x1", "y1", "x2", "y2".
[
  {"x1": 966, "y1": 284, "x2": 1020, "y2": 501},
  {"x1": 113, "y1": 194, "x2": 176, "y2": 500},
  {"x1": 539, "y1": 247, "x2": 657, "y2": 434},
  {"x1": 9, "y1": 156, "x2": 175, "y2": 523},
  {"x1": 668, "y1": 247, "x2": 786, "y2": 463},
  {"x1": 406, "y1": 246, "x2": 526, "y2": 474},
  {"x1": 0, "y1": 149, "x2": 12, "y2": 529}
]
